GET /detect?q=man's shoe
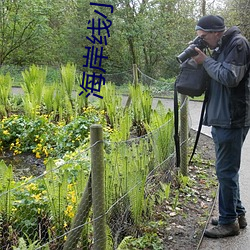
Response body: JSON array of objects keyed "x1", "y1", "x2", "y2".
[
  {"x1": 238, "y1": 215, "x2": 248, "y2": 228},
  {"x1": 204, "y1": 222, "x2": 240, "y2": 238},
  {"x1": 211, "y1": 214, "x2": 247, "y2": 229}
]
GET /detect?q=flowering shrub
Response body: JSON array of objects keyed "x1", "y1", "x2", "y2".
[{"x1": 0, "y1": 106, "x2": 105, "y2": 158}]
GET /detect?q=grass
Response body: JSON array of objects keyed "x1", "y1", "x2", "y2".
[{"x1": 0, "y1": 65, "x2": 78, "y2": 87}]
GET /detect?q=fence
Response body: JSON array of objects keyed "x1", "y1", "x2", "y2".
[{"x1": 0, "y1": 64, "x2": 191, "y2": 249}]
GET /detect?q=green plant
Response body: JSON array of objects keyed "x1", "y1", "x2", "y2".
[
  {"x1": 43, "y1": 84, "x2": 56, "y2": 114},
  {"x1": 117, "y1": 233, "x2": 163, "y2": 250},
  {"x1": 129, "y1": 83, "x2": 153, "y2": 131},
  {"x1": 99, "y1": 82, "x2": 123, "y2": 128},
  {"x1": 105, "y1": 136, "x2": 153, "y2": 232},
  {"x1": 0, "y1": 161, "x2": 15, "y2": 222},
  {"x1": 157, "y1": 182, "x2": 171, "y2": 204},
  {"x1": 12, "y1": 177, "x2": 49, "y2": 241},
  {"x1": 21, "y1": 65, "x2": 47, "y2": 118},
  {"x1": 0, "y1": 73, "x2": 12, "y2": 117},
  {"x1": 75, "y1": 73, "x2": 89, "y2": 116},
  {"x1": 60, "y1": 63, "x2": 76, "y2": 102},
  {"x1": 172, "y1": 190, "x2": 180, "y2": 210},
  {"x1": 43, "y1": 159, "x2": 70, "y2": 223},
  {"x1": 145, "y1": 100, "x2": 174, "y2": 163},
  {"x1": 13, "y1": 237, "x2": 41, "y2": 250}
]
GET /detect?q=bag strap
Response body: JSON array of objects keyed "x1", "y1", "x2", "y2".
[
  {"x1": 174, "y1": 80, "x2": 180, "y2": 168},
  {"x1": 188, "y1": 91, "x2": 208, "y2": 164}
]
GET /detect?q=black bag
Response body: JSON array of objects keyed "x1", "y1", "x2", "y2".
[
  {"x1": 174, "y1": 58, "x2": 209, "y2": 168},
  {"x1": 175, "y1": 58, "x2": 209, "y2": 97}
]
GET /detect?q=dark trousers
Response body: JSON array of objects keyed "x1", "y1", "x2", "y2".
[{"x1": 211, "y1": 126, "x2": 249, "y2": 225}]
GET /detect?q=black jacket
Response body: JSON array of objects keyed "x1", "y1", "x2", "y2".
[{"x1": 203, "y1": 26, "x2": 250, "y2": 128}]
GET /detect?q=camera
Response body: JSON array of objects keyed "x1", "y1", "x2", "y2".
[{"x1": 176, "y1": 36, "x2": 208, "y2": 63}]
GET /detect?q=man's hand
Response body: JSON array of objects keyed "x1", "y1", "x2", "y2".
[{"x1": 192, "y1": 47, "x2": 207, "y2": 64}]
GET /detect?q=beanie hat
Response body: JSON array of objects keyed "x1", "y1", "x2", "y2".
[{"x1": 195, "y1": 15, "x2": 225, "y2": 32}]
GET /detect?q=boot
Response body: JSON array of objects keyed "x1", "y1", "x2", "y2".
[
  {"x1": 204, "y1": 222, "x2": 240, "y2": 238},
  {"x1": 211, "y1": 214, "x2": 247, "y2": 229}
]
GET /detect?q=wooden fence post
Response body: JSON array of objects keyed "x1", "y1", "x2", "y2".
[
  {"x1": 180, "y1": 94, "x2": 188, "y2": 176},
  {"x1": 91, "y1": 124, "x2": 106, "y2": 250},
  {"x1": 133, "y1": 64, "x2": 138, "y2": 86}
]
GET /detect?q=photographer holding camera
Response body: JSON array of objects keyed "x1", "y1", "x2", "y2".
[{"x1": 192, "y1": 15, "x2": 250, "y2": 238}]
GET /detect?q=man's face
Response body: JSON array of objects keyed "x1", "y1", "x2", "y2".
[{"x1": 196, "y1": 30, "x2": 222, "y2": 49}]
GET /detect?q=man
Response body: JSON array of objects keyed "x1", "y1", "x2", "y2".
[{"x1": 192, "y1": 15, "x2": 250, "y2": 238}]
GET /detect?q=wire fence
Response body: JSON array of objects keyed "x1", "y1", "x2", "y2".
[{"x1": 0, "y1": 65, "x2": 191, "y2": 249}]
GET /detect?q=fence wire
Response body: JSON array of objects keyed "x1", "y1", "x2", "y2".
[{"x1": 0, "y1": 67, "x2": 192, "y2": 249}]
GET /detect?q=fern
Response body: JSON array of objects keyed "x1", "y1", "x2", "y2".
[
  {"x1": 0, "y1": 73, "x2": 12, "y2": 116},
  {"x1": 144, "y1": 100, "x2": 174, "y2": 163},
  {"x1": 21, "y1": 65, "x2": 47, "y2": 118},
  {"x1": 61, "y1": 63, "x2": 76, "y2": 101},
  {"x1": 0, "y1": 160, "x2": 14, "y2": 221},
  {"x1": 43, "y1": 159, "x2": 68, "y2": 228}
]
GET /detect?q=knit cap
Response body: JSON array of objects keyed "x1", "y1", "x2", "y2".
[{"x1": 195, "y1": 15, "x2": 225, "y2": 32}]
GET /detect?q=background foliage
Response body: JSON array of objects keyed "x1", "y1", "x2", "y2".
[{"x1": 1, "y1": 0, "x2": 250, "y2": 81}]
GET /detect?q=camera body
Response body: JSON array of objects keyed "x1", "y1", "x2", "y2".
[{"x1": 176, "y1": 36, "x2": 208, "y2": 64}]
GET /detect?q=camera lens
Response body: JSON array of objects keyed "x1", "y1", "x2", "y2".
[
  {"x1": 176, "y1": 45, "x2": 198, "y2": 63},
  {"x1": 176, "y1": 37, "x2": 208, "y2": 63}
]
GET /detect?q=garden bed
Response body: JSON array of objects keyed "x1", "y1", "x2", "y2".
[{"x1": 161, "y1": 131, "x2": 217, "y2": 250}]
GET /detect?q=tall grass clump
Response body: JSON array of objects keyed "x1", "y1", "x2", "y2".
[
  {"x1": 0, "y1": 73, "x2": 12, "y2": 117},
  {"x1": 21, "y1": 65, "x2": 47, "y2": 118},
  {"x1": 61, "y1": 63, "x2": 76, "y2": 103},
  {"x1": 145, "y1": 100, "x2": 175, "y2": 164},
  {"x1": 75, "y1": 73, "x2": 89, "y2": 116},
  {"x1": 129, "y1": 83, "x2": 153, "y2": 135},
  {"x1": 99, "y1": 82, "x2": 123, "y2": 128}
]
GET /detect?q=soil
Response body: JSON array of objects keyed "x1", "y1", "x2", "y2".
[
  {"x1": 0, "y1": 152, "x2": 45, "y2": 180},
  {"x1": 158, "y1": 130, "x2": 217, "y2": 250}
]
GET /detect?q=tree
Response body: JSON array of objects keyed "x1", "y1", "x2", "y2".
[
  {"x1": 220, "y1": 0, "x2": 250, "y2": 39},
  {"x1": 0, "y1": 0, "x2": 51, "y2": 65}
]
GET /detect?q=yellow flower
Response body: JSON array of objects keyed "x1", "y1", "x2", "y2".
[
  {"x1": 71, "y1": 195, "x2": 76, "y2": 204},
  {"x1": 26, "y1": 183, "x2": 37, "y2": 191},
  {"x1": 36, "y1": 152, "x2": 41, "y2": 158},
  {"x1": 14, "y1": 149, "x2": 21, "y2": 155},
  {"x1": 42, "y1": 147, "x2": 49, "y2": 157},
  {"x1": 3, "y1": 130, "x2": 9, "y2": 135},
  {"x1": 12, "y1": 207, "x2": 17, "y2": 212},
  {"x1": 32, "y1": 193, "x2": 42, "y2": 201},
  {"x1": 65, "y1": 205, "x2": 74, "y2": 218}
]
